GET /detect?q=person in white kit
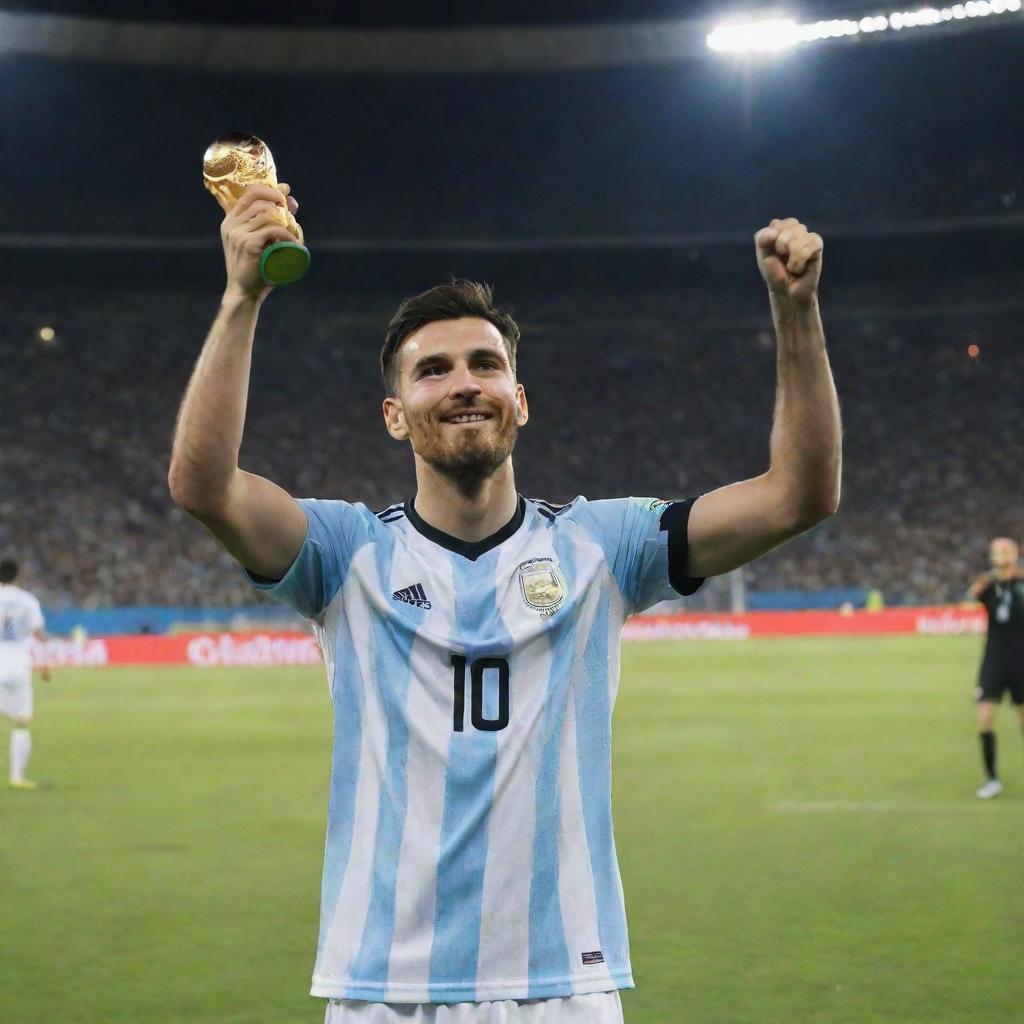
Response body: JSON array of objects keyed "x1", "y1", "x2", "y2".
[
  {"x1": 0, "y1": 558, "x2": 50, "y2": 789},
  {"x1": 168, "y1": 183, "x2": 841, "y2": 1023}
]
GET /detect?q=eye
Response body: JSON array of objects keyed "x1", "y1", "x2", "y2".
[
  {"x1": 419, "y1": 365, "x2": 446, "y2": 378},
  {"x1": 476, "y1": 360, "x2": 499, "y2": 371}
]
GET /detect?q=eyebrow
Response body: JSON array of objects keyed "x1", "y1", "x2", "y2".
[{"x1": 408, "y1": 346, "x2": 508, "y2": 376}]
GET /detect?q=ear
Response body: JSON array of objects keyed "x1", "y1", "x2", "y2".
[
  {"x1": 383, "y1": 396, "x2": 409, "y2": 441},
  {"x1": 515, "y1": 382, "x2": 529, "y2": 427}
]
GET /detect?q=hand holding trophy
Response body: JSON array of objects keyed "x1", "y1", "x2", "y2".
[{"x1": 203, "y1": 133, "x2": 310, "y2": 288}]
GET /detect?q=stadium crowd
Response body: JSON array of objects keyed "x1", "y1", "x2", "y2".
[
  {"x1": 3, "y1": 277, "x2": 1021, "y2": 611},
  {"x1": 16, "y1": 143, "x2": 1021, "y2": 245}
]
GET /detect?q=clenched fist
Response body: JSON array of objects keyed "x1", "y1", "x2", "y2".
[{"x1": 755, "y1": 218, "x2": 823, "y2": 305}]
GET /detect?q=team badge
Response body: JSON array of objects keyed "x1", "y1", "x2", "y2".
[{"x1": 518, "y1": 557, "x2": 567, "y2": 615}]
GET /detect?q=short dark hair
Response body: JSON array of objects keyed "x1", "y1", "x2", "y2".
[
  {"x1": 0, "y1": 559, "x2": 18, "y2": 583},
  {"x1": 380, "y1": 280, "x2": 520, "y2": 397}
]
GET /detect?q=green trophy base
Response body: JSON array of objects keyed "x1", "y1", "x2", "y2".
[{"x1": 260, "y1": 241, "x2": 310, "y2": 286}]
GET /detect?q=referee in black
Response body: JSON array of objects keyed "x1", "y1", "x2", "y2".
[{"x1": 968, "y1": 537, "x2": 1024, "y2": 798}]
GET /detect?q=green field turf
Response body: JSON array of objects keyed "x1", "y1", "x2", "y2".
[{"x1": 2, "y1": 636, "x2": 1022, "y2": 1024}]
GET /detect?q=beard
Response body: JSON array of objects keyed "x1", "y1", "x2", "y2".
[{"x1": 414, "y1": 414, "x2": 519, "y2": 491}]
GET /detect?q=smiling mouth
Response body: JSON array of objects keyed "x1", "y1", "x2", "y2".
[{"x1": 443, "y1": 413, "x2": 491, "y2": 424}]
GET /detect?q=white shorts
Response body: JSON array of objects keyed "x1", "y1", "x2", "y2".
[
  {"x1": 324, "y1": 992, "x2": 624, "y2": 1024},
  {"x1": 0, "y1": 675, "x2": 32, "y2": 720}
]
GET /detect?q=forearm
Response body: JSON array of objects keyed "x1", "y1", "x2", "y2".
[
  {"x1": 168, "y1": 290, "x2": 264, "y2": 512},
  {"x1": 766, "y1": 295, "x2": 841, "y2": 526}
]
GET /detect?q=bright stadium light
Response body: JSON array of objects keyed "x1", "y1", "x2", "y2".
[
  {"x1": 707, "y1": 0, "x2": 1022, "y2": 52},
  {"x1": 706, "y1": 18, "x2": 803, "y2": 51}
]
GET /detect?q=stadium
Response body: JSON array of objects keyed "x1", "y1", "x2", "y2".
[{"x1": 2, "y1": 1, "x2": 1022, "y2": 1022}]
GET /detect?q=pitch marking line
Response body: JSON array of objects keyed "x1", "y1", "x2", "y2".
[{"x1": 774, "y1": 800, "x2": 996, "y2": 813}]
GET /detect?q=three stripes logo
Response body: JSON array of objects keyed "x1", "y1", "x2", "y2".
[
  {"x1": 532, "y1": 497, "x2": 576, "y2": 522},
  {"x1": 392, "y1": 583, "x2": 432, "y2": 610}
]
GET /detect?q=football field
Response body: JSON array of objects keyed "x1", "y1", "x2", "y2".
[{"x1": 2, "y1": 636, "x2": 1021, "y2": 1024}]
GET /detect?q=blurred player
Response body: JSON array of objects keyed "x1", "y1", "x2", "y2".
[
  {"x1": 968, "y1": 537, "x2": 1024, "y2": 799},
  {"x1": 169, "y1": 189, "x2": 841, "y2": 1024},
  {"x1": 0, "y1": 558, "x2": 50, "y2": 789}
]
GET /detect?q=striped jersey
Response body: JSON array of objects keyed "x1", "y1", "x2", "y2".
[
  {"x1": 0, "y1": 584, "x2": 45, "y2": 677},
  {"x1": 248, "y1": 494, "x2": 702, "y2": 1003}
]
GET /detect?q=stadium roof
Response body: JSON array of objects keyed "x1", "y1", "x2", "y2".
[
  {"x1": 2, "y1": 0, "x2": 1019, "y2": 74},
  {"x1": 0, "y1": 1, "x2": 876, "y2": 29}
]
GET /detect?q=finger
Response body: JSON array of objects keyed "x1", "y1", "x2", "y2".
[
  {"x1": 223, "y1": 210, "x2": 279, "y2": 242},
  {"x1": 225, "y1": 215, "x2": 287, "y2": 251},
  {"x1": 787, "y1": 249, "x2": 810, "y2": 275},
  {"x1": 774, "y1": 229, "x2": 794, "y2": 257},
  {"x1": 231, "y1": 211, "x2": 291, "y2": 238},
  {"x1": 236, "y1": 199, "x2": 288, "y2": 225},
  {"x1": 247, "y1": 224, "x2": 296, "y2": 250},
  {"x1": 787, "y1": 235, "x2": 823, "y2": 275},
  {"x1": 755, "y1": 227, "x2": 779, "y2": 251},
  {"x1": 782, "y1": 230, "x2": 808, "y2": 271},
  {"x1": 776, "y1": 222, "x2": 809, "y2": 253},
  {"x1": 240, "y1": 235, "x2": 291, "y2": 262},
  {"x1": 278, "y1": 185, "x2": 301, "y2": 215},
  {"x1": 229, "y1": 184, "x2": 288, "y2": 218}
]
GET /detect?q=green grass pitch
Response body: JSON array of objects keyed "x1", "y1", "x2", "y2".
[{"x1": 2, "y1": 636, "x2": 1022, "y2": 1024}]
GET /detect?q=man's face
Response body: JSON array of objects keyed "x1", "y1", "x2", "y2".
[
  {"x1": 990, "y1": 538, "x2": 1019, "y2": 568},
  {"x1": 382, "y1": 317, "x2": 528, "y2": 482}
]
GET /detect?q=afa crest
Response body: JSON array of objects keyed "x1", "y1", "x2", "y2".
[{"x1": 518, "y1": 557, "x2": 567, "y2": 615}]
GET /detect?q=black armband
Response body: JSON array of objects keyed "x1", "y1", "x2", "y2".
[{"x1": 659, "y1": 499, "x2": 705, "y2": 597}]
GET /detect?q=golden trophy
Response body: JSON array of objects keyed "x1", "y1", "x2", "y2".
[{"x1": 202, "y1": 132, "x2": 310, "y2": 287}]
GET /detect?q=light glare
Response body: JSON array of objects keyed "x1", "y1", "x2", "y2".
[
  {"x1": 707, "y1": 18, "x2": 802, "y2": 52},
  {"x1": 707, "y1": 0, "x2": 1021, "y2": 52}
]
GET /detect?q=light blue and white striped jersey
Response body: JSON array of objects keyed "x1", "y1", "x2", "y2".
[{"x1": 248, "y1": 494, "x2": 702, "y2": 1004}]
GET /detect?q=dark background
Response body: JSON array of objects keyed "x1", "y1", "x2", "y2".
[{"x1": 4, "y1": 3, "x2": 1022, "y2": 287}]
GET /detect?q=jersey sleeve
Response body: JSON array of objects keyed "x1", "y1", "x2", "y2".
[
  {"x1": 243, "y1": 498, "x2": 366, "y2": 620},
  {"x1": 579, "y1": 496, "x2": 705, "y2": 614}
]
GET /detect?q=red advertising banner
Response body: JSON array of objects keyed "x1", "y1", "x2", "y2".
[
  {"x1": 30, "y1": 608, "x2": 987, "y2": 667},
  {"x1": 621, "y1": 606, "x2": 987, "y2": 641},
  {"x1": 32, "y1": 632, "x2": 322, "y2": 668}
]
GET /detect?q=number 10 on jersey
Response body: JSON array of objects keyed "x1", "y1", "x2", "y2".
[{"x1": 451, "y1": 654, "x2": 510, "y2": 733}]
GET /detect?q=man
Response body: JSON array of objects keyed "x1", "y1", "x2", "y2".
[
  {"x1": 968, "y1": 537, "x2": 1024, "y2": 799},
  {"x1": 0, "y1": 558, "x2": 50, "y2": 789},
  {"x1": 168, "y1": 184, "x2": 840, "y2": 1024}
]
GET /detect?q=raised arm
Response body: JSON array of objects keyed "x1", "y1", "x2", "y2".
[
  {"x1": 168, "y1": 184, "x2": 308, "y2": 579},
  {"x1": 968, "y1": 573, "x2": 993, "y2": 601},
  {"x1": 687, "y1": 218, "x2": 841, "y2": 578}
]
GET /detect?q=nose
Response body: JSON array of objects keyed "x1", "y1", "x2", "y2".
[{"x1": 448, "y1": 363, "x2": 482, "y2": 400}]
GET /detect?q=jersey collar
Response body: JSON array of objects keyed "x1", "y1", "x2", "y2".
[{"x1": 404, "y1": 495, "x2": 526, "y2": 561}]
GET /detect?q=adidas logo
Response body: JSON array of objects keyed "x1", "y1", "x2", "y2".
[{"x1": 392, "y1": 583, "x2": 432, "y2": 610}]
